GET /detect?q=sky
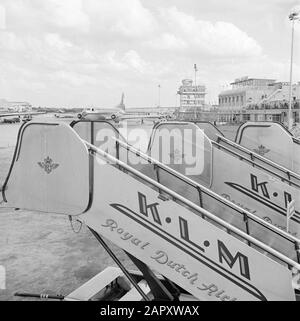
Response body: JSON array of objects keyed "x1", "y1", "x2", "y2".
[{"x1": 0, "y1": 0, "x2": 299, "y2": 108}]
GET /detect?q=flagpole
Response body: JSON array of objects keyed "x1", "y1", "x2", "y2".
[
  {"x1": 288, "y1": 16, "x2": 295, "y2": 129},
  {"x1": 158, "y1": 84, "x2": 161, "y2": 107},
  {"x1": 288, "y1": 10, "x2": 299, "y2": 129}
]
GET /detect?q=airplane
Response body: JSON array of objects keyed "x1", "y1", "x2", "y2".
[
  {"x1": 77, "y1": 105, "x2": 126, "y2": 121},
  {"x1": 77, "y1": 93, "x2": 174, "y2": 123},
  {"x1": 54, "y1": 110, "x2": 77, "y2": 119}
]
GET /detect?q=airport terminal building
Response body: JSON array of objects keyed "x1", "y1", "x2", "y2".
[
  {"x1": 177, "y1": 79, "x2": 206, "y2": 110},
  {"x1": 217, "y1": 77, "x2": 300, "y2": 124},
  {"x1": 218, "y1": 77, "x2": 276, "y2": 110}
]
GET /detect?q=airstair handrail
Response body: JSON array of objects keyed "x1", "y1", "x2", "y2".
[
  {"x1": 113, "y1": 137, "x2": 300, "y2": 245},
  {"x1": 216, "y1": 134, "x2": 300, "y2": 181},
  {"x1": 213, "y1": 137, "x2": 300, "y2": 189},
  {"x1": 84, "y1": 140, "x2": 300, "y2": 272}
]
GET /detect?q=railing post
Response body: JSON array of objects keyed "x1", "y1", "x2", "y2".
[
  {"x1": 154, "y1": 164, "x2": 163, "y2": 196},
  {"x1": 116, "y1": 140, "x2": 120, "y2": 161},
  {"x1": 196, "y1": 186, "x2": 205, "y2": 219},
  {"x1": 243, "y1": 213, "x2": 251, "y2": 246},
  {"x1": 154, "y1": 164, "x2": 160, "y2": 184},
  {"x1": 296, "y1": 242, "x2": 300, "y2": 264},
  {"x1": 196, "y1": 186, "x2": 203, "y2": 208},
  {"x1": 116, "y1": 141, "x2": 126, "y2": 172}
]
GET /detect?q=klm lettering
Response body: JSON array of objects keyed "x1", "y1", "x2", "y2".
[
  {"x1": 138, "y1": 192, "x2": 161, "y2": 225},
  {"x1": 250, "y1": 174, "x2": 295, "y2": 208},
  {"x1": 137, "y1": 193, "x2": 251, "y2": 280},
  {"x1": 284, "y1": 191, "x2": 293, "y2": 208},
  {"x1": 250, "y1": 174, "x2": 269, "y2": 199},
  {"x1": 218, "y1": 240, "x2": 250, "y2": 280}
]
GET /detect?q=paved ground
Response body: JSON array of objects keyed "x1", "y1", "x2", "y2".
[
  {"x1": 0, "y1": 121, "x2": 238, "y2": 300},
  {"x1": 217, "y1": 123, "x2": 239, "y2": 141}
]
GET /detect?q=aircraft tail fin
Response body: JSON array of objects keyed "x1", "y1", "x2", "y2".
[{"x1": 116, "y1": 93, "x2": 125, "y2": 111}]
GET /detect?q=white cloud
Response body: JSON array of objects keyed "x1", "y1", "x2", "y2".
[
  {"x1": 12, "y1": 0, "x2": 91, "y2": 32},
  {"x1": 49, "y1": 70, "x2": 96, "y2": 87},
  {"x1": 0, "y1": 4, "x2": 6, "y2": 29},
  {"x1": 122, "y1": 50, "x2": 148, "y2": 73},
  {"x1": 145, "y1": 33, "x2": 188, "y2": 50},
  {"x1": 156, "y1": 7, "x2": 262, "y2": 57},
  {"x1": 85, "y1": 0, "x2": 156, "y2": 38},
  {"x1": 45, "y1": 0, "x2": 90, "y2": 32},
  {"x1": 99, "y1": 49, "x2": 173, "y2": 78},
  {"x1": 0, "y1": 31, "x2": 23, "y2": 51},
  {"x1": 45, "y1": 33, "x2": 73, "y2": 51},
  {"x1": 0, "y1": 0, "x2": 298, "y2": 107},
  {"x1": 101, "y1": 51, "x2": 123, "y2": 70}
]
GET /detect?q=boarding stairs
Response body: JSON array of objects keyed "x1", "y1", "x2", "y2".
[
  {"x1": 234, "y1": 122, "x2": 300, "y2": 175},
  {"x1": 69, "y1": 120, "x2": 300, "y2": 264},
  {"x1": 145, "y1": 121, "x2": 300, "y2": 238},
  {"x1": 215, "y1": 134, "x2": 300, "y2": 189},
  {"x1": 1, "y1": 121, "x2": 300, "y2": 300}
]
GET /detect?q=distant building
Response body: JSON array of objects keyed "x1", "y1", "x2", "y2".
[
  {"x1": 218, "y1": 76, "x2": 276, "y2": 110},
  {"x1": 177, "y1": 79, "x2": 206, "y2": 110},
  {"x1": 261, "y1": 81, "x2": 300, "y2": 106},
  {"x1": 0, "y1": 99, "x2": 32, "y2": 112},
  {"x1": 215, "y1": 78, "x2": 300, "y2": 124}
]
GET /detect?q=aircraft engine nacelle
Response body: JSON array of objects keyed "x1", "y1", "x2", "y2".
[{"x1": 111, "y1": 114, "x2": 120, "y2": 123}]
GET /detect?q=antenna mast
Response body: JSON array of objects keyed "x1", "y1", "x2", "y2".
[{"x1": 194, "y1": 64, "x2": 198, "y2": 86}]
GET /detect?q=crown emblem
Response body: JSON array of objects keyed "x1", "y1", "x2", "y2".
[
  {"x1": 38, "y1": 156, "x2": 59, "y2": 174},
  {"x1": 253, "y1": 145, "x2": 270, "y2": 156},
  {"x1": 169, "y1": 149, "x2": 185, "y2": 162}
]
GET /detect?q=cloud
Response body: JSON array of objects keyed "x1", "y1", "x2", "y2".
[
  {"x1": 151, "y1": 7, "x2": 262, "y2": 57},
  {"x1": 45, "y1": 0, "x2": 90, "y2": 32},
  {"x1": 122, "y1": 50, "x2": 148, "y2": 73},
  {"x1": 0, "y1": 0, "x2": 297, "y2": 108},
  {"x1": 84, "y1": 0, "x2": 157, "y2": 38},
  {"x1": 3, "y1": 0, "x2": 90, "y2": 33},
  {"x1": 0, "y1": 4, "x2": 6, "y2": 30},
  {"x1": 99, "y1": 49, "x2": 173, "y2": 79},
  {"x1": 0, "y1": 31, "x2": 23, "y2": 51},
  {"x1": 49, "y1": 70, "x2": 97, "y2": 87},
  {"x1": 145, "y1": 33, "x2": 188, "y2": 50}
]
